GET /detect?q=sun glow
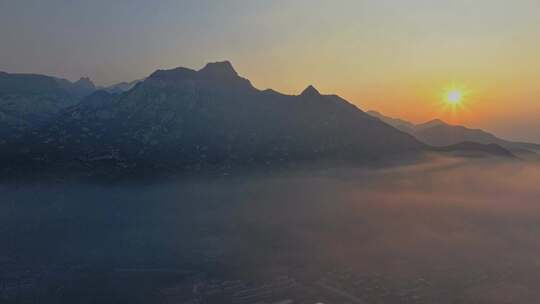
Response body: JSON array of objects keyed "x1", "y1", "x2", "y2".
[
  {"x1": 446, "y1": 89, "x2": 463, "y2": 105},
  {"x1": 441, "y1": 84, "x2": 470, "y2": 109},
  {"x1": 437, "y1": 83, "x2": 473, "y2": 120}
]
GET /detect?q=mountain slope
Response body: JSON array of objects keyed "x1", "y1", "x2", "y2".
[
  {"x1": 366, "y1": 110, "x2": 417, "y2": 133},
  {"x1": 6, "y1": 61, "x2": 424, "y2": 171}
]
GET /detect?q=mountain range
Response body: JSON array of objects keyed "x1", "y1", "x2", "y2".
[
  {"x1": 0, "y1": 61, "x2": 523, "y2": 177},
  {"x1": 367, "y1": 110, "x2": 540, "y2": 158}
]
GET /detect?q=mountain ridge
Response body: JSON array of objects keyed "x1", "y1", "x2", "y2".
[{"x1": 367, "y1": 110, "x2": 540, "y2": 157}]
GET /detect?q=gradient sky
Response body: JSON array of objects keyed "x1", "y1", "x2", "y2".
[{"x1": 1, "y1": 0, "x2": 539, "y2": 142}]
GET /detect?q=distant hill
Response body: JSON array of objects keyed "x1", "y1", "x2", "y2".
[
  {"x1": 367, "y1": 110, "x2": 540, "y2": 156},
  {"x1": 100, "y1": 79, "x2": 143, "y2": 94},
  {"x1": 0, "y1": 72, "x2": 96, "y2": 141},
  {"x1": 435, "y1": 142, "x2": 516, "y2": 158}
]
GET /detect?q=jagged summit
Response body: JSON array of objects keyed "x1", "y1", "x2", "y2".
[
  {"x1": 147, "y1": 61, "x2": 247, "y2": 85},
  {"x1": 199, "y1": 60, "x2": 238, "y2": 77},
  {"x1": 300, "y1": 85, "x2": 320, "y2": 97}
]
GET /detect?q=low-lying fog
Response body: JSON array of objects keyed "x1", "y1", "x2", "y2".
[{"x1": 1, "y1": 156, "x2": 540, "y2": 303}]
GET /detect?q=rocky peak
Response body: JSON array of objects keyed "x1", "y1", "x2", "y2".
[
  {"x1": 300, "y1": 85, "x2": 320, "y2": 97},
  {"x1": 198, "y1": 61, "x2": 238, "y2": 78}
]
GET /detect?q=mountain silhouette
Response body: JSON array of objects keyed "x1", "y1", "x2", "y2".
[
  {"x1": 3, "y1": 61, "x2": 426, "y2": 173},
  {"x1": 367, "y1": 110, "x2": 540, "y2": 156}
]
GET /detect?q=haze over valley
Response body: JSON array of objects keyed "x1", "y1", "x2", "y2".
[{"x1": 3, "y1": 157, "x2": 540, "y2": 303}]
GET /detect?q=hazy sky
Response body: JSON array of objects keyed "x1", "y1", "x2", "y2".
[{"x1": 1, "y1": 0, "x2": 539, "y2": 142}]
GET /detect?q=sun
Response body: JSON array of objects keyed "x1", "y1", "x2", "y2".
[
  {"x1": 446, "y1": 89, "x2": 463, "y2": 105},
  {"x1": 442, "y1": 84, "x2": 470, "y2": 108},
  {"x1": 437, "y1": 83, "x2": 472, "y2": 119}
]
